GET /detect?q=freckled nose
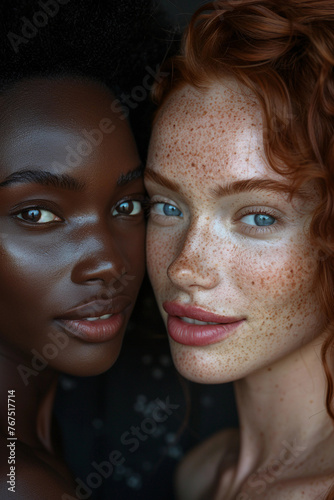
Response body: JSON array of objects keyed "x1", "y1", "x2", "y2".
[{"x1": 167, "y1": 230, "x2": 220, "y2": 291}]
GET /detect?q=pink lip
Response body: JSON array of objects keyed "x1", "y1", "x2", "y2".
[{"x1": 163, "y1": 301, "x2": 245, "y2": 347}]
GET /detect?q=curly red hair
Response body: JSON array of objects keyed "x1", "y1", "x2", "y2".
[{"x1": 152, "y1": 0, "x2": 334, "y2": 495}]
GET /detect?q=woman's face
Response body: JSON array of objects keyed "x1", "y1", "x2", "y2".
[
  {"x1": 145, "y1": 81, "x2": 326, "y2": 383},
  {"x1": 0, "y1": 78, "x2": 145, "y2": 377}
]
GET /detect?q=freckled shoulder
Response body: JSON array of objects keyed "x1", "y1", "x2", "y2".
[
  {"x1": 0, "y1": 436, "x2": 75, "y2": 500},
  {"x1": 261, "y1": 475, "x2": 334, "y2": 500},
  {"x1": 175, "y1": 428, "x2": 239, "y2": 500}
]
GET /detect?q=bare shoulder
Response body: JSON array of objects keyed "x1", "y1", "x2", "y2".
[
  {"x1": 0, "y1": 436, "x2": 75, "y2": 500},
  {"x1": 175, "y1": 428, "x2": 239, "y2": 500},
  {"x1": 240, "y1": 469, "x2": 334, "y2": 500},
  {"x1": 262, "y1": 475, "x2": 334, "y2": 500}
]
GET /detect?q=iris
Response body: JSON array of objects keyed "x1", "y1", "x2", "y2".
[
  {"x1": 254, "y1": 214, "x2": 275, "y2": 226},
  {"x1": 163, "y1": 204, "x2": 182, "y2": 217}
]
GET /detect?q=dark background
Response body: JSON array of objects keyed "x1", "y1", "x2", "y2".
[
  {"x1": 55, "y1": 2, "x2": 238, "y2": 499},
  {"x1": 159, "y1": 0, "x2": 205, "y2": 28}
]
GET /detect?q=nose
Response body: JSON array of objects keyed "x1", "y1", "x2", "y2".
[
  {"x1": 167, "y1": 219, "x2": 220, "y2": 291},
  {"x1": 71, "y1": 222, "x2": 127, "y2": 288}
]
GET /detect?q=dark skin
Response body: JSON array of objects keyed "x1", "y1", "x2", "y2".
[{"x1": 0, "y1": 78, "x2": 146, "y2": 498}]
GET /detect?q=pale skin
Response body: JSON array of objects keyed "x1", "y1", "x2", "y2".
[{"x1": 145, "y1": 80, "x2": 334, "y2": 499}]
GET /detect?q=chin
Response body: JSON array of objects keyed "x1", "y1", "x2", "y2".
[
  {"x1": 168, "y1": 342, "x2": 224, "y2": 384},
  {"x1": 53, "y1": 341, "x2": 123, "y2": 377},
  {"x1": 169, "y1": 339, "x2": 257, "y2": 385}
]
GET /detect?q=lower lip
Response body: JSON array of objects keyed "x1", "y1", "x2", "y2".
[
  {"x1": 167, "y1": 316, "x2": 245, "y2": 346},
  {"x1": 55, "y1": 313, "x2": 125, "y2": 343}
]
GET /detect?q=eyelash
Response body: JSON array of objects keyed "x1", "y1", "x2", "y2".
[
  {"x1": 146, "y1": 199, "x2": 182, "y2": 217},
  {"x1": 235, "y1": 207, "x2": 284, "y2": 235},
  {"x1": 112, "y1": 197, "x2": 145, "y2": 217},
  {"x1": 11, "y1": 204, "x2": 63, "y2": 225},
  {"x1": 148, "y1": 200, "x2": 284, "y2": 235},
  {"x1": 11, "y1": 196, "x2": 147, "y2": 225}
]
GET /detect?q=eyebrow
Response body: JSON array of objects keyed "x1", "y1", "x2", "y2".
[
  {"x1": 0, "y1": 163, "x2": 144, "y2": 190},
  {"x1": 117, "y1": 163, "x2": 144, "y2": 186},
  {"x1": 0, "y1": 169, "x2": 84, "y2": 191},
  {"x1": 144, "y1": 168, "x2": 182, "y2": 194},
  {"x1": 145, "y1": 168, "x2": 302, "y2": 199}
]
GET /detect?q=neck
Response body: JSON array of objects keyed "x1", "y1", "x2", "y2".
[
  {"x1": 233, "y1": 336, "x2": 334, "y2": 482},
  {"x1": 0, "y1": 346, "x2": 58, "y2": 453}
]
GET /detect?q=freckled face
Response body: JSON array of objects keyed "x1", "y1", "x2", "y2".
[
  {"x1": 145, "y1": 81, "x2": 326, "y2": 383},
  {"x1": 0, "y1": 78, "x2": 145, "y2": 376}
]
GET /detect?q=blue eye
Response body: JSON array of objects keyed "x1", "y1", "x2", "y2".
[
  {"x1": 241, "y1": 213, "x2": 276, "y2": 226},
  {"x1": 153, "y1": 202, "x2": 183, "y2": 217}
]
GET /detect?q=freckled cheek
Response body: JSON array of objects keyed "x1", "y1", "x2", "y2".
[
  {"x1": 146, "y1": 225, "x2": 178, "y2": 291},
  {"x1": 230, "y1": 245, "x2": 317, "y2": 308}
]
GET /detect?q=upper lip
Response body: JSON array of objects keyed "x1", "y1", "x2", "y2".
[
  {"x1": 163, "y1": 301, "x2": 245, "y2": 324},
  {"x1": 56, "y1": 295, "x2": 132, "y2": 320}
]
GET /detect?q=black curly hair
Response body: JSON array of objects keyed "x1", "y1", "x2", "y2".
[{"x1": 0, "y1": 0, "x2": 175, "y2": 158}]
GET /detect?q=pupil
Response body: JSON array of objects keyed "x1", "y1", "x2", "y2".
[
  {"x1": 23, "y1": 209, "x2": 41, "y2": 221},
  {"x1": 119, "y1": 201, "x2": 133, "y2": 214},
  {"x1": 163, "y1": 204, "x2": 180, "y2": 216},
  {"x1": 254, "y1": 214, "x2": 275, "y2": 226}
]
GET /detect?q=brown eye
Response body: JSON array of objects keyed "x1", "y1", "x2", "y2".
[
  {"x1": 112, "y1": 201, "x2": 142, "y2": 216},
  {"x1": 16, "y1": 208, "x2": 61, "y2": 224},
  {"x1": 21, "y1": 209, "x2": 41, "y2": 222}
]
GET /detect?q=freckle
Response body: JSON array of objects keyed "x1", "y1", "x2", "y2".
[
  {"x1": 267, "y1": 367, "x2": 272, "y2": 371},
  {"x1": 191, "y1": 162, "x2": 195, "y2": 167},
  {"x1": 251, "y1": 281, "x2": 254, "y2": 285},
  {"x1": 280, "y1": 398, "x2": 284, "y2": 402},
  {"x1": 309, "y1": 400, "x2": 313, "y2": 404}
]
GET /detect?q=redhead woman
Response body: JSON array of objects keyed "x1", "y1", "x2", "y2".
[
  {"x1": 145, "y1": 1, "x2": 334, "y2": 498},
  {"x1": 0, "y1": 1, "x2": 169, "y2": 498}
]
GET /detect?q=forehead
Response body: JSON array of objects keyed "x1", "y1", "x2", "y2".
[
  {"x1": 0, "y1": 78, "x2": 136, "y2": 177},
  {"x1": 148, "y1": 80, "x2": 275, "y2": 182},
  {"x1": 157, "y1": 79, "x2": 261, "y2": 128},
  {"x1": 0, "y1": 77, "x2": 115, "y2": 123}
]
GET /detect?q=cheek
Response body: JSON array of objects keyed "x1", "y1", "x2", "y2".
[
  {"x1": 122, "y1": 225, "x2": 146, "y2": 279},
  {"x1": 146, "y1": 223, "x2": 178, "y2": 292},
  {"x1": 230, "y1": 239, "x2": 320, "y2": 327},
  {"x1": 0, "y1": 242, "x2": 48, "y2": 297}
]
